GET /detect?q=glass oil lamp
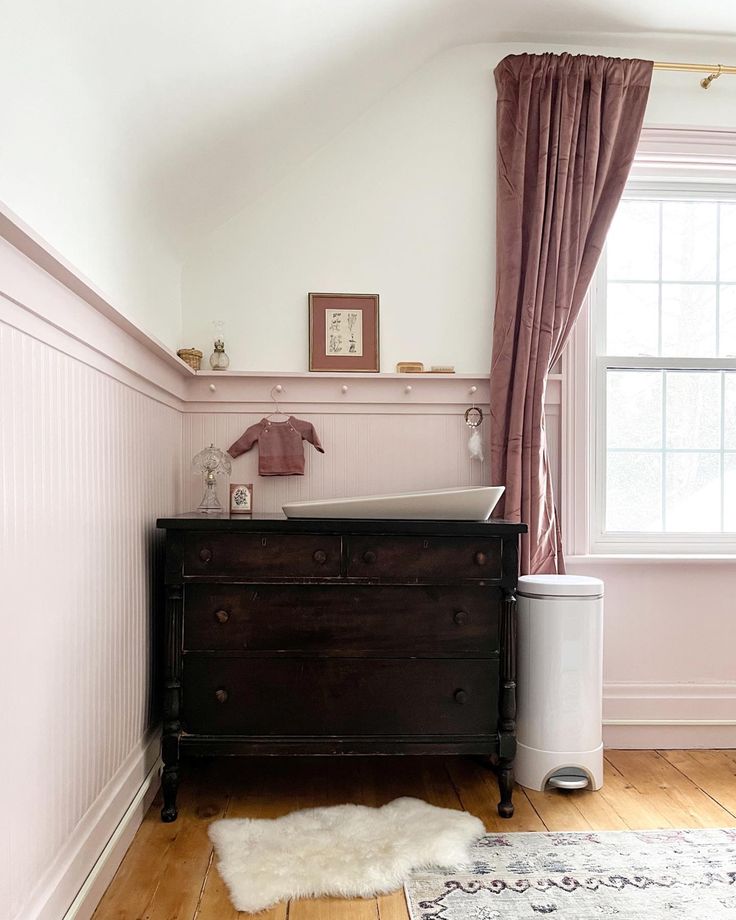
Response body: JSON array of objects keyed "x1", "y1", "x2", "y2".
[{"x1": 192, "y1": 443, "x2": 231, "y2": 512}]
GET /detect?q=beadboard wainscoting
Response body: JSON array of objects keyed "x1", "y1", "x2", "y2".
[
  {"x1": 184, "y1": 411, "x2": 490, "y2": 512},
  {"x1": 181, "y1": 373, "x2": 561, "y2": 516},
  {"x1": 0, "y1": 235, "x2": 184, "y2": 920}
]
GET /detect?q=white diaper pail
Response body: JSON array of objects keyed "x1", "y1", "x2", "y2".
[{"x1": 515, "y1": 574, "x2": 604, "y2": 791}]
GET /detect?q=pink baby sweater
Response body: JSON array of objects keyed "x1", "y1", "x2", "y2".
[{"x1": 227, "y1": 416, "x2": 324, "y2": 476}]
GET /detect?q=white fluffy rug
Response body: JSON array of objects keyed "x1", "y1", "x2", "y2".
[{"x1": 209, "y1": 797, "x2": 484, "y2": 914}]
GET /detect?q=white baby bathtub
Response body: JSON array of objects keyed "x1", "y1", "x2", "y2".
[{"x1": 282, "y1": 486, "x2": 504, "y2": 521}]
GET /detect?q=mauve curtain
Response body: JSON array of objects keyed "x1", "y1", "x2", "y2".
[{"x1": 490, "y1": 53, "x2": 652, "y2": 575}]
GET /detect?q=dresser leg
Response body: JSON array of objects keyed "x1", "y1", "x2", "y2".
[
  {"x1": 162, "y1": 583, "x2": 183, "y2": 822},
  {"x1": 496, "y1": 585, "x2": 517, "y2": 819},
  {"x1": 161, "y1": 762, "x2": 179, "y2": 822},
  {"x1": 497, "y1": 764, "x2": 514, "y2": 818}
]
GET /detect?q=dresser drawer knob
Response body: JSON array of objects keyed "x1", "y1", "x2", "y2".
[
  {"x1": 313, "y1": 550, "x2": 327, "y2": 565},
  {"x1": 474, "y1": 551, "x2": 487, "y2": 566},
  {"x1": 454, "y1": 689, "x2": 468, "y2": 705},
  {"x1": 214, "y1": 609, "x2": 230, "y2": 624},
  {"x1": 215, "y1": 689, "x2": 228, "y2": 704},
  {"x1": 199, "y1": 547, "x2": 212, "y2": 563},
  {"x1": 453, "y1": 609, "x2": 469, "y2": 625},
  {"x1": 362, "y1": 550, "x2": 377, "y2": 564}
]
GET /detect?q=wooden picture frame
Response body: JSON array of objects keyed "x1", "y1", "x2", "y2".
[
  {"x1": 229, "y1": 483, "x2": 253, "y2": 515},
  {"x1": 309, "y1": 293, "x2": 380, "y2": 372}
]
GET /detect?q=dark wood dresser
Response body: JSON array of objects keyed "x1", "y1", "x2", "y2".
[{"x1": 157, "y1": 513, "x2": 526, "y2": 821}]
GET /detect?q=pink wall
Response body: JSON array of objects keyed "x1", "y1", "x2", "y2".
[
  {"x1": 0, "y1": 237, "x2": 183, "y2": 920},
  {"x1": 567, "y1": 556, "x2": 736, "y2": 748}
]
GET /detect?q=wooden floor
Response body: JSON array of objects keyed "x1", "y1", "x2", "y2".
[{"x1": 93, "y1": 750, "x2": 736, "y2": 920}]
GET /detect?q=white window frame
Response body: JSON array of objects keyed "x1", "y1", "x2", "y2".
[{"x1": 562, "y1": 127, "x2": 736, "y2": 557}]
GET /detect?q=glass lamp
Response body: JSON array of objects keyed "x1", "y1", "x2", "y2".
[
  {"x1": 192, "y1": 443, "x2": 232, "y2": 512},
  {"x1": 209, "y1": 320, "x2": 230, "y2": 370}
]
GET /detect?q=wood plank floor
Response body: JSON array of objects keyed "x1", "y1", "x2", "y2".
[{"x1": 93, "y1": 751, "x2": 736, "y2": 920}]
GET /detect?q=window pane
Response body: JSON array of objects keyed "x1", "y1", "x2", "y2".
[
  {"x1": 720, "y1": 285, "x2": 736, "y2": 358},
  {"x1": 721, "y1": 204, "x2": 736, "y2": 283},
  {"x1": 725, "y1": 372, "x2": 736, "y2": 451},
  {"x1": 725, "y1": 453, "x2": 736, "y2": 531},
  {"x1": 665, "y1": 371, "x2": 721, "y2": 450},
  {"x1": 606, "y1": 452, "x2": 662, "y2": 531},
  {"x1": 661, "y1": 201, "x2": 717, "y2": 282},
  {"x1": 607, "y1": 370, "x2": 662, "y2": 448},
  {"x1": 601, "y1": 192, "x2": 735, "y2": 541},
  {"x1": 606, "y1": 283, "x2": 659, "y2": 355},
  {"x1": 665, "y1": 452, "x2": 721, "y2": 532},
  {"x1": 661, "y1": 284, "x2": 717, "y2": 357},
  {"x1": 607, "y1": 200, "x2": 660, "y2": 281}
]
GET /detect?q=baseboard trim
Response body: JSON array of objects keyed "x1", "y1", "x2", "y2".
[
  {"x1": 601, "y1": 683, "x2": 736, "y2": 748},
  {"x1": 62, "y1": 754, "x2": 162, "y2": 920},
  {"x1": 604, "y1": 682, "x2": 736, "y2": 720},
  {"x1": 19, "y1": 731, "x2": 161, "y2": 920},
  {"x1": 603, "y1": 721, "x2": 736, "y2": 749}
]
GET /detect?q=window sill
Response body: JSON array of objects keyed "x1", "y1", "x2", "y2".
[{"x1": 566, "y1": 554, "x2": 736, "y2": 565}]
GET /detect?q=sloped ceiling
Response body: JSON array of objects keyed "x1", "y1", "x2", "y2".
[{"x1": 10, "y1": 0, "x2": 736, "y2": 250}]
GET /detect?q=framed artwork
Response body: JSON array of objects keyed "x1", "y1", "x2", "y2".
[
  {"x1": 309, "y1": 293, "x2": 380, "y2": 372},
  {"x1": 229, "y1": 483, "x2": 253, "y2": 515}
]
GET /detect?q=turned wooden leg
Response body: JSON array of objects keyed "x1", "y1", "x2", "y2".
[
  {"x1": 161, "y1": 583, "x2": 183, "y2": 822},
  {"x1": 497, "y1": 765, "x2": 514, "y2": 818},
  {"x1": 496, "y1": 584, "x2": 517, "y2": 819},
  {"x1": 161, "y1": 762, "x2": 180, "y2": 822}
]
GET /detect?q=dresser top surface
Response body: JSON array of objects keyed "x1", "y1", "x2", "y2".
[{"x1": 157, "y1": 512, "x2": 526, "y2": 535}]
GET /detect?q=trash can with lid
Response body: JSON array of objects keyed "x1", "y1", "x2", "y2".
[{"x1": 515, "y1": 574, "x2": 604, "y2": 791}]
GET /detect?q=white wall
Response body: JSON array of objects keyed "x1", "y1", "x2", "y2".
[
  {"x1": 181, "y1": 40, "x2": 736, "y2": 372},
  {"x1": 0, "y1": 3, "x2": 182, "y2": 348},
  {"x1": 0, "y1": 237, "x2": 183, "y2": 920}
]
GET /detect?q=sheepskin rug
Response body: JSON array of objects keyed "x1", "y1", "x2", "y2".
[{"x1": 208, "y1": 797, "x2": 484, "y2": 913}]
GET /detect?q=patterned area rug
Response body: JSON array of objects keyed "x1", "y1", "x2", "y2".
[{"x1": 406, "y1": 828, "x2": 736, "y2": 919}]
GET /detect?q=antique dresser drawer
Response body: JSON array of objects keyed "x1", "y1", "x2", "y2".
[
  {"x1": 181, "y1": 533, "x2": 341, "y2": 577},
  {"x1": 182, "y1": 657, "x2": 499, "y2": 736},
  {"x1": 346, "y1": 535, "x2": 502, "y2": 580},
  {"x1": 158, "y1": 513, "x2": 526, "y2": 823},
  {"x1": 183, "y1": 584, "x2": 501, "y2": 654}
]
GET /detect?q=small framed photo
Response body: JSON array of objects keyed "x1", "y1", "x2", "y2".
[
  {"x1": 229, "y1": 483, "x2": 253, "y2": 515},
  {"x1": 309, "y1": 293, "x2": 379, "y2": 372}
]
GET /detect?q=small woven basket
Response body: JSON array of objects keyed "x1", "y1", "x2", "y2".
[{"x1": 177, "y1": 348, "x2": 203, "y2": 371}]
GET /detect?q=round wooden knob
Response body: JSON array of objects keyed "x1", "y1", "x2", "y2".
[
  {"x1": 362, "y1": 550, "x2": 377, "y2": 564},
  {"x1": 474, "y1": 551, "x2": 487, "y2": 566},
  {"x1": 214, "y1": 609, "x2": 229, "y2": 624},
  {"x1": 199, "y1": 547, "x2": 212, "y2": 563},
  {"x1": 313, "y1": 550, "x2": 327, "y2": 565},
  {"x1": 454, "y1": 689, "x2": 468, "y2": 705},
  {"x1": 215, "y1": 689, "x2": 228, "y2": 704},
  {"x1": 453, "y1": 609, "x2": 469, "y2": 625}
]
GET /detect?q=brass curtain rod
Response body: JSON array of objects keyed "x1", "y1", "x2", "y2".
[{"x1": 652, "y1": 60, "x2": 735, "y2": 89}]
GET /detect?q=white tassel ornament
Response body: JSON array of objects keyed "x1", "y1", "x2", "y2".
[{"x1": 468, "y1": 427, "x2": 484, "y2": 461}]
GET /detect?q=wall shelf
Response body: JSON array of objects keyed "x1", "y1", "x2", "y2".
[
  {"x1": 194, "y1": 370, "x2": 485, "y2": 379},
  {"x1": 184, "y1": 370, "x2": 563, "y2": 412}
]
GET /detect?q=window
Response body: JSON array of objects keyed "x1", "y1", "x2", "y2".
[
  {"x1": 590, "y1": 193, "x2": 736, "y2": 552},
  {"x1": 601, "y1": 199, "x2": 736, "y2": 534}
]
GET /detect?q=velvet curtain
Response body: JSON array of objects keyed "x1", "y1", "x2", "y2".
[{"x1": 490, "y1": 53, "x2": 653, "y2": 575}]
